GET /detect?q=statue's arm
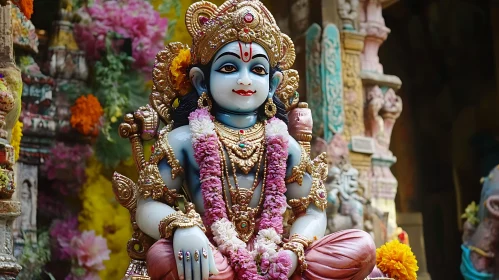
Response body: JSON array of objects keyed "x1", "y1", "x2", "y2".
[
  {"x1": 285, "y1": 137, "x2": 327, "y2": 239},
  {"x1": 136, "y1": 126, "x2": 191, "y2": 240}
]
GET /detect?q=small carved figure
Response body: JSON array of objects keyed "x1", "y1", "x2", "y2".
[
  {"x1": 337, "y1": 0, "x2": 359, "y2": 30},
  {"x1": 365, "y1": 86, "x2": 384, "y2": 145},
  {"x1": 461, "y1": 166, "x2": 499, "y2": 279},
  {"x1": 326, "y1": 162, "x2": 367, "y2": 233},
  {"x1": 289, "y1": 0, "x2": 310, "y2": 35}
]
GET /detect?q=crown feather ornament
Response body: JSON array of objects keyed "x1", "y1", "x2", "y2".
[{"x1": 151, "y1": 0, "x2": 299, "y2": 127}]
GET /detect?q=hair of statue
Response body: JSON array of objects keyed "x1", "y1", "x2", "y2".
[{"x1": 172, "y1": 60, "x2": 288, "y2": 129}]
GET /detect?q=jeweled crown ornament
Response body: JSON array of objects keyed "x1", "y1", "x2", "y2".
[{"x1": 186, "y1": 0, "x2": 295, "y2": 69}]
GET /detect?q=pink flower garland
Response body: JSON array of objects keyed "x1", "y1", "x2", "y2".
[{"x1": 189, "y1": 109, "x2": 292, "y2": 279}]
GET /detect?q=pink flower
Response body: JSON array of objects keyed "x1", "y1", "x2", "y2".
[
  {"x1": 70, "y1": 230, "x2": 111, "y2": 271},
  {"x1": 267, "y1": 251, "x2": 292, "y2": 280},
  {"x1": 65, "y1": 270, "x2": 99, "y2": 280},
  {"x1": 50, "y1": 217, "x2": 79, "y2": 260},
  {"x1": 74, "y1": 0, "x2": 168, "y2": 73}
]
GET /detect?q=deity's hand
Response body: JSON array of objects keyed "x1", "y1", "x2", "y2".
[{"x1": 173, "y1": 226, "x2": 218, "y2": 280}]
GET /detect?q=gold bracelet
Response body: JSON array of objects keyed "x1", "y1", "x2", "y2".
[
  {"x1": 158, "y1": 209, "x2": 206, "y2": 239},
  {"x1": 283, "y1": 241, "x2": 307, "y2": 273},
  {"x1": 289, "y1": 234, "x2": 313, "y2": 249}
]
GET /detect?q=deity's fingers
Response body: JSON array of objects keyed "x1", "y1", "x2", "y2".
[
  {"x1": 208, "y1": 245, "x2": 219, "y2": 275},
  {"x1": 200, "y1": 247, "x2": 209, "y2": 280},
  {"x1": 175, "y1": 249, "x2": 185, "y2": 280},
  {"x1": 184, "y1": 251, "x2": 193, "y2": 280},
  {"x1": 192, "y1": 249, "x2": 202, "y2": 280}
]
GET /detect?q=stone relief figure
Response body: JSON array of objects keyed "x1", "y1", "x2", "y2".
[
  {"x1": 379, "y1": 88, "x2": 402, "y2": 151},
  {"x1": 337, "y1": 0, "x2": 359, "y2": 30},
  {"x1": 365, "y1": 85, "x2": 384, "y2": 149},
  {"x1": 289, "y1": 0, "x2": 310, "y2": 35},
  {"x1": 112, "y1": 1, "x2": 377, "y2": 279},
  {"x1": 13, "y1": 163, "x2": 37, "y2": 246},
  {"x1": 326, "y1": 162, "x2": 367, "y2": 233},
  {"x1": 461, "y1": 166, "x2": 499, "y2": 279}
]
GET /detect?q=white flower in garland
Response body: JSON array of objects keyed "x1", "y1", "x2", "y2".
[{"x1": 265, "y1": 118, "x2": 289, "y2": 139}]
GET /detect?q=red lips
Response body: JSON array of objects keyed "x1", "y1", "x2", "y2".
[{"x1": 232, "y1": 89, "x2": 256, "y2": 96}]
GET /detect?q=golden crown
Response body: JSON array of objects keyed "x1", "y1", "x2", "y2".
[
  {"x1": 186, "y1": 0, "x2": 295, "y2": 69},
  {"x1": 151, "y1": 0, "x2": 300, "y2": 126}
]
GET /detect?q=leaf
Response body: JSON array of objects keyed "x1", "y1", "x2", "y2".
[{"x1": 95, "y1": 122, "x2": 132, "y2": 168}]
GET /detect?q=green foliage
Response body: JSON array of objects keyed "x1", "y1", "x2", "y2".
[
  {"x1": 155, "y1": 0, "x2": 181, "y2": 41},
  {"x1": 87, "y1": 33, "x2": 151, "y2": 168},
  {"x1": 17, "y1": 231, "x2": 54, "y2": 280},
  {"x1": 92, "y1": 33, "x2": 135, "y2": 123},
  {"x1": 95, "y1": 121, "x2": 132, "y2": 168},
  {"x1": 462, "y1": 201, "x2": 480, "y2": 226}
]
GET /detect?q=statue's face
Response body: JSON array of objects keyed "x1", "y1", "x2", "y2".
[{"x1": 209, "y1": 41, "x2": 272, "y2": 113}]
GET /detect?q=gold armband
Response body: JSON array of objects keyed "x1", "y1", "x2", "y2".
[
  {"x1": 285, "y1": 146, "x2": 312, "y2": 185},
  {"x1": 158, "y1": 208, "x2": 206, "y2": 239},
  {"x1": 149, "y1": 129, "x2": 184, "y2": 179},
  {"x1": 139, "y1": 129, "x2": 184, "y2": 204},
  {"x1": 137, "y1": 163, "x2": 177, "y2": 205},
  {"x1": 282, "y1": 241, "x2": 307, "y2": 273},
  {"x1": 288, "y1": 153, "x2": 328, "y2": 216}
]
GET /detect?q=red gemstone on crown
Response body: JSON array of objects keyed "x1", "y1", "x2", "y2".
[
  {"x1": 244, "y1": 13, "x2": 254, "y2": 23},
  {"x1": 243, "y1": 28, "x2": 249, "y2": 33},
  {"x1": 239, "y1": 129, "x2": 244, "y2": 134},
  {"x1": 199, "y1": 16, "x2": 210, "y2": 25}
]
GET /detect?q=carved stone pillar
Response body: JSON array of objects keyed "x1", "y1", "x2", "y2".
[
  {"x1": 0, "y1": 2, "x2": 23, "y2": 278},
  {"x1": 341, "y1": 30, "x2": 365, "y2": 142},
  {"x1": 359, "y1": 0, "x2": 405, "y2": 245}
]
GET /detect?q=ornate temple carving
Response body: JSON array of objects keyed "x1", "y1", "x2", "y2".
[
  {"x1": 337, "y1": 0, "x2": 359, "y2": 30},
  {"x1": 305, "y1": 24, "x2": 323, "y2": 137},
  {"x1": 341, "y1": 31, "x2": 365, "y2": 143},
  {"x1": 325, "y1": 162, "x2": 367, "y2": 233},
  {"x1": 321, "y1": 24, "x2": 344, "y2": 141},
  {"x1": 0, "y1": 2, "x2": 23, "y2": 277}
]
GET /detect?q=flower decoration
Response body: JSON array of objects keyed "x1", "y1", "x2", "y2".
[
  {"x1": 50, "y1": 217, "x2": 80, "y2": 260},
  {"x1": 74, "y1": 0, "x2": 168, "y2": 72},
  {"x1": 70, "y1": 94, "x2": 104, "y2": 136},
  {"x1": 376, "y1": 240, "x2": 419, "y2": 280},
  {"x1": 78, "y1": 159, "x2": 133, "y2": 278},
  {"x1": 11, "y1": 0, "x2": 33, "y2": 19},
  {"x1": 70, "y1": 230, "x2": 111, "y2": 271},
  {"x1": 10, "y1": 121, "x2": 23, "y2": 161},
  {"x1": 462, "y1": 201, "x2": 480, "y2": 226},
  {"x1": 170, "y1": 48, "x2": 192, "y2": 95},
  {"x1": 42, "y1": 143, "x2": 93, "y2": 195}
]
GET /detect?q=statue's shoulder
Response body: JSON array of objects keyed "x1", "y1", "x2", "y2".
[{"x1": 166, "y1": 125, "x2": 193, "y2": 149}]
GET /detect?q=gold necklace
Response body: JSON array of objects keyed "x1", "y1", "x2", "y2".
[
  {"x1": 219, "y1": 140, "x2": 267, "y2": 242},
  {"x1": 215, "y1": 121, "x2": 265, "y2": 174}
]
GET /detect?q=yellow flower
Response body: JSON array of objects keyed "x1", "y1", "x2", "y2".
[
  {"x1": 461, "y1": 201, "x2": 480, "y2": 226},
  {"x1": 376, "y1": 239, "x2": 419, "y2": 280},
  {"x1": 170, "y1": 48, "x2": 192, "y2": 96},
  {"x1": 79, "y1": 160, "x2": 133, "y2": 277},
  {"x1": 10, "y1": 121, "x2": 23, "y2": 161}
]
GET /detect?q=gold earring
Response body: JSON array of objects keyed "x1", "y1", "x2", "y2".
[
  {"x1": 265, "y1": 97, "x2": 277, "y2": 118},
  {"x1": 198, "y1": 92, "x2": 212, "y2": 110}
]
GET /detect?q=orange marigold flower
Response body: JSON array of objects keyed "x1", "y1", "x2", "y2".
[
  {"x1": 70, "y1": 94, "x2": 104, "y2": 136},
  {"x1": 376, "y1": 239, "x2": 419, "y2": 280},
  {"x1": 170, "y1": 48, "x2": 192, "y2": 96},
  {"x1": 13, "y1": 0, "x2": 33, "y2": 19}
]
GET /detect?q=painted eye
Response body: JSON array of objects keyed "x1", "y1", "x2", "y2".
[
  {"x1": 218, "y1": 65, "x2": 237, "y2": 73},
  {"x1": 252, "y1": 66, "x2": 268, "y2": 75}
]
